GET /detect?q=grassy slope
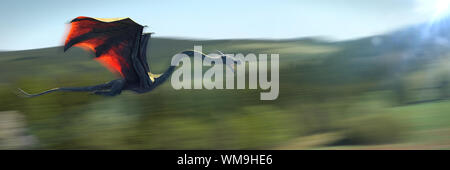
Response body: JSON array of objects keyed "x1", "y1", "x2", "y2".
[{"x1": 0, "y1": 35, "x2": 449, "y2": 149}]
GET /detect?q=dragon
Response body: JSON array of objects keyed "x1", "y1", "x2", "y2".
[{"x1": 18, "y1": 16, "x2": 239, "y2": 97}]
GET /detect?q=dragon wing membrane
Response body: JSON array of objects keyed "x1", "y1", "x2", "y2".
[{"x1": 64, "y1": 16, "x2": 144, "y2": 80}]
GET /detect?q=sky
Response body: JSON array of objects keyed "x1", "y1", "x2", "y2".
[{"x1": 0, "y1": 0, "x2": 440, "y2": 50}]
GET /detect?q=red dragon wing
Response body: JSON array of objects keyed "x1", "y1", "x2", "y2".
[{"x1": 64, "y1": 16, "x2": 144, "y2": 79}]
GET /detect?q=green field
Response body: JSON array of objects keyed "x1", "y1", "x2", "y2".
[{"x1": 0, "y1": 30, "x2": 449, "y2": 149}]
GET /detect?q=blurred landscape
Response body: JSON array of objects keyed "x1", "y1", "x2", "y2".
[{"x1": 1, "y1": 19, "x2": 450, "y2": 149}]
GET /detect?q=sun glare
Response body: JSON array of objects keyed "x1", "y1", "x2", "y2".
[
  {"x1": 416, "y1": 0, "x2": 450, "y2": 21},
  {"x1": 434, "y1": 0, "x2": 450, "y2": 18}
]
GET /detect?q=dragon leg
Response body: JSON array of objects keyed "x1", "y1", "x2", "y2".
[{"x1": 92, "y1": 79, "x2": 126, "y2": 96}]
